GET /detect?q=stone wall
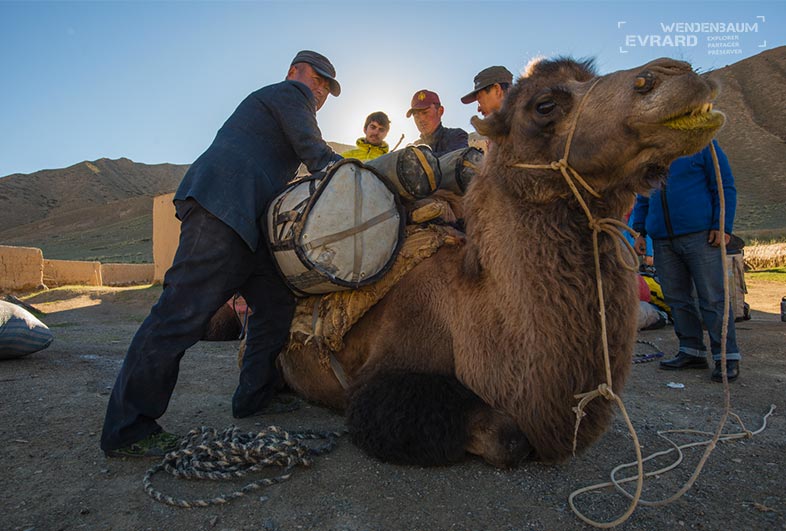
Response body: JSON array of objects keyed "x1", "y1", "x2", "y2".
[
  {"x1": 101, "y1": 263, "x2": 155, "y2": 286},
  {"x1": 43, "y1": 259, "x2": 102, "y2": 288},
  {"x1": 0, "y1": 245, "x2": 44, "y2": 292},
  {"x1": 153, "y1": 193, "x2": 179, "y2": 282}
]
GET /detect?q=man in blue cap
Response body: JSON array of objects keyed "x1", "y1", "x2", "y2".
[{"x1": 101, "y1": 50, "x2": 342, "y2": 457}]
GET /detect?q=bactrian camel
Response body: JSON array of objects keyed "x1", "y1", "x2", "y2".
[{"x1": 276, "y1": 57, "x2": 726, "y2": 467}]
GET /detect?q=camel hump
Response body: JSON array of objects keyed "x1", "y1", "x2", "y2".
[{"x1": 286, "y1": 223, "x2": 463, "y2": 354}]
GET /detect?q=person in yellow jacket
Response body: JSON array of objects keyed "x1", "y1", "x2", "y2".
[{"x1": 341, "y1": 111, "x2": 390, "y2": 161}]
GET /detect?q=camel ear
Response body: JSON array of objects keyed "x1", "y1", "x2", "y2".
[{"x1": 472, "y1": 113, "x2": 510, "y2": 143}]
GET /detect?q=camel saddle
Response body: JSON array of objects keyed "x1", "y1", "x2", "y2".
[{"x1": 237, "y1": 197, "x2": 464, "y2": 372}]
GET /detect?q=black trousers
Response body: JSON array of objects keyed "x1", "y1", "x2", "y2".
[{"x1": 100, "y1": 199, "x2": 295, "y2": 451}]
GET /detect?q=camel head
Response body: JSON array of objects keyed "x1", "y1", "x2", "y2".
[{"x1": 473, "y1": 57, "x2": 724, "y2": 203}]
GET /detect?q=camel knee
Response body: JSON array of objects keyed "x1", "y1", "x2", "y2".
[
  {"x1": 346, "y1": 371, "x2": 478, "y2": 466},
  {"x1": 277, "y1": 345, "x2": 347, "y2": 410}
]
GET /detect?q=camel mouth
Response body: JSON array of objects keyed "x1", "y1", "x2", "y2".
[{"x1": 661, "y1": 103, "x2": 725, "y2": 130}]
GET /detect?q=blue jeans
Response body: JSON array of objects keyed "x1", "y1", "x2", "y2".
[
  {"x1": 100, "y1": 199, "x2": 295, "y2": 451},
  {"x1": 653, "y1": 231, "x2": 740, "y2": 362}
]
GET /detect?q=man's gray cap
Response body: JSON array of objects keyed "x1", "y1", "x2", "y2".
[
  {"x1": 291, "y1": 50, "x2": 341, "y2": 97},
  {"x1": 460, "y1": 66, "x2": 513, "y2": 104}
]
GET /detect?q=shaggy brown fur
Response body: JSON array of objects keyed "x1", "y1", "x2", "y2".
[
  {"x1": 203, "y1": 302, "x2": 241, "y2": 341},
  {"x1": 280, "y1": 57, "x2": 725, "y2": 465}
]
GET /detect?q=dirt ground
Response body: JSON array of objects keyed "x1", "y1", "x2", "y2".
[{"x1": 2, "y1": 278, "x2": 785, "y2": 531}]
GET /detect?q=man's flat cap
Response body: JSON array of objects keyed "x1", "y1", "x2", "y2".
[
  {"x1": 461, "y1": 66, "x2": 513, "y2": 104},
  {"x1": 291, "y1": 50, "x2": 341, "y2": 97}
]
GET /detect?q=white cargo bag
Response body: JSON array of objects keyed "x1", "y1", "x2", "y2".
[{"x1": 266, "y1": 159, "x2": 405, "y2": 296}]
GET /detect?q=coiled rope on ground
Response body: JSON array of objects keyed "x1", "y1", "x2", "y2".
[{"x1": 143, "y1": 425, "x2": 345, "y2": 508}]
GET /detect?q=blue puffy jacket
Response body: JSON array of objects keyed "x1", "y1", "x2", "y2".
[{"x1": 630, "y1": 140, "x2": 736, "y2": 240}]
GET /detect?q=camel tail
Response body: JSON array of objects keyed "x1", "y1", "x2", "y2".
[{"x1": 346, "y1": 371, "x2": 480, "y2": 466}]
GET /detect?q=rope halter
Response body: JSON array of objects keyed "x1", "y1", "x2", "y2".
[
  {"x1": 508, "y1": 74, "x2": 648, "y2": 527},
  {"x1": 509, "y1": 77, "x2": 640, "y2": 275}
]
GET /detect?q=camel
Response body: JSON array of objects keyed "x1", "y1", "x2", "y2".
[{"x1": 277, "y1": 57, "x2": 726, "y2": 467}]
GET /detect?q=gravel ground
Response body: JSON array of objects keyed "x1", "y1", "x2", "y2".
[{"x1": 1, "y1": 282, "x2": 784, "y2": 531}]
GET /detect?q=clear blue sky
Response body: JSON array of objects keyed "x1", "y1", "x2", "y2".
[{"x1": 1, "y1": 0, "x2": 783, "y2": 177}]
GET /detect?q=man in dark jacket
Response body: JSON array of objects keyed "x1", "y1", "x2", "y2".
[
  {"x1": 407, "y1": 89, "x2": 468, "y2": 156},
  {"x1": 461, "y1": 65, "x2": 513, "y2": 117},
  {"x1": 631, "y1": 140, "x2": 741, "y2": 382},
  {"x1": 101, "y1": 50, "x2": 343, "y2": 457}
]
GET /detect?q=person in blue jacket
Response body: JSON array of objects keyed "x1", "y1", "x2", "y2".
[
  {"x1": 101, "y1": 51, "x2": 343, "y2": 457},
  {"x1": 631, "y1": 139, "x2": 741, "y2": 383}
]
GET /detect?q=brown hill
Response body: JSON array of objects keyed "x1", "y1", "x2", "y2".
[
  {"x1": 708, "y1": 46, "x2": 786, "y2": 239},
  {"x1": 0, "y1": 143, "x2": 352, "y2": 262},
  {"x1": 0, "y1": 158, "x2": 188, "y2": 262}
]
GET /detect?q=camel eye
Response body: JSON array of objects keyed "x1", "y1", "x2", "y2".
[
  {"x1": 634, "y1": 71, "x2": 655, "y2": 93},
  {"x1": 536, "y1": 101, "x2": 556, "y2": 115}
]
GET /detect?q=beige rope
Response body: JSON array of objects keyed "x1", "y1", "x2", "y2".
[
  {"x1": 508, "y1": 81, "x2": 772, "y2": 527},
  {"x1": 509, "y1": 78, "x2": 646, "y2": 526},
  {"x1": 391, "y1": 133, "x2": 405, "y2": 152},
  {"x1": 570, "y1": 405, "x2": 775, "y2": 509},
  {"x1": 143, "y1": 425, "x2": 344, "y2": 508}
]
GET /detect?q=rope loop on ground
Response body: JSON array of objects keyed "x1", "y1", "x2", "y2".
[
  {"x1": 569, "y1": 405, "x2": 775, "y2": 513},
  {"x1": 143, "y1": 425, "x2": 345, "y2": 508}
]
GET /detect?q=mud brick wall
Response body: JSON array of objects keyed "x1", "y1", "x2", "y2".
[
  {"x1": 101, "y1": 263, "x2": 155, "y2": 286},
  {"x1": 43, "y1": 259, "x2": 102, "y2": 287},
  {"x1": 153, "y1": 193, "x2": 179, "y2": 283},
  {"x1": 0, "y1": 245, "x2": 44, "y2": 292}
]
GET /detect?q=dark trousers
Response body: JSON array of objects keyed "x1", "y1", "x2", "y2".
[
  {"x1": 100, "y1": 199, "x2": 295, "y2": 451},
  {"x1": 653, "y1": 231, "x2": 740, "y2": 361}
]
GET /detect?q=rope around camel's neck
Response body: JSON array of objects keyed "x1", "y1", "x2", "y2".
[{"x1": 501, "y1": 77, "x2": 644, "y2": 527}]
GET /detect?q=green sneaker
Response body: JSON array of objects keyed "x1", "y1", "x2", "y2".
[{"x1": 105, "y1": 431, "x2": 181, "y2": 458}]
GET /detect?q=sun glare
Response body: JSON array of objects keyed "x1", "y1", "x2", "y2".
[{"x1": 321, "y1": 84, "x2": 420, "y2": 152}]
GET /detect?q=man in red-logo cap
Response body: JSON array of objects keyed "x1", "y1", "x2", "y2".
[{"x1": 406, "y1": 89, "x2": 468, "y2": 157}]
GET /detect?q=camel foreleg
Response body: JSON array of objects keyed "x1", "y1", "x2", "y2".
[{"x1": 345, "y1": 370, "x2": 531, "y2": 467}]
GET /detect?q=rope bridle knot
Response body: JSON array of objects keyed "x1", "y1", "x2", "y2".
[{"x1": 572, "y1": 383, "x2": 620, "y2": 455}]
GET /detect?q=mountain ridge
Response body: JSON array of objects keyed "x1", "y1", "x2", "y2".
[
  {"x1": 0, "y1": 143, "x2": 352, "y2": 262},
  {"x1": 2, "y1": 48, "x2": 785, "y2": 262}
]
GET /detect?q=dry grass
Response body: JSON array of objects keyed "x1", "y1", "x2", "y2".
[{"x1": 744, "y1": 242, "x2": 786, "y2": 270}]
